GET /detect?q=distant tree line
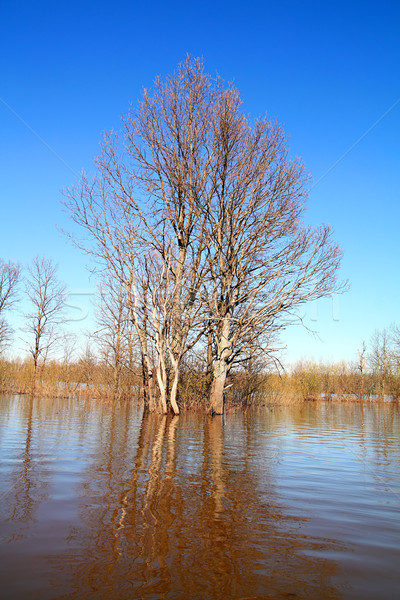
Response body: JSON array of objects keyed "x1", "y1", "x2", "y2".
[{"x1": 1, "y1": 323, "x2": 400, "y2": 404}]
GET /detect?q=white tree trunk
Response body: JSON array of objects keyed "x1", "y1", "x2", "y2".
[
  {"x1": 156, "y1": 365, "x2": 168, "y2": 414},
  {"x1": 209, "y1": 357, "x2": 228, "y2": 415},
  {"x1": 169, "y1": 356, "x2": 180, "y2": 415}
]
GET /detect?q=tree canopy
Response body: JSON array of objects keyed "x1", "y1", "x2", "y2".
[{"x1": 65, "y1": 57, "x2": 345, "y2": 414}]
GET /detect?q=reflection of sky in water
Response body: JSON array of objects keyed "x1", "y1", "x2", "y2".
[
  {"x1": 261, "y1": 406, "x2": 400, "y2": 599},
  {"x1": 270, "y1": 411, "x2": 400, "y2": 503}
]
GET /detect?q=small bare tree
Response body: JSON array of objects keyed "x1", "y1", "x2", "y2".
[
  {"x1": 356, "y1": 341, "x2": 367, "y2": 396},
  {"x1": 24, "y1": 257, "x2": 66, "y2": 381},
  {"x1": 94, "y1": 276, "x2": 138, "y2": 399},
  {"x1": 0, "y1": 318, "x2": 13, "y2": 354},
  {"x1": 0, "y1": 259, "x2": 20, "y2": 352},
  {"x1": 389, "y1": 324, "x2": 400, "y2": 398},
  {"x1": 368, "y1": 329, "x2": 391, "y2": 398},
  {"x1": 390, "y1": 324, "x2": 400, "y2": 369}
]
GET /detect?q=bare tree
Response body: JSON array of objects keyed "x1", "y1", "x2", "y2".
[
  {"x1": 63, "y1": 181, "x2": 159, "y2": 408},
  {"x1": 0, "y1": 318, "x2": 13, "y2": 354},
  {"x1": 64, "y1": 58, "x2": 215, "y2": 413},
  {"x1": 390, "y1": 324, "x2": 400, "y2": 369},
  {"x1": 389, "y1": 324, "x2": 400, "y2": 398},
  {"x1": 93, "y1": 276, "x2": 138, "y2": 399},
  {"x1": 368, "y1": 329, "x2": 391, "y2": 398},
  {"x1": 356, "y1": 341, "x2": 367, "y2": 396},
  {"x1": 0, "y1": 259, "x2": 20, "y2": 351},
  {"x1": 0, "y1": 259, "x2": 20, "y2": 313},
  {"x1": 199, "y1": 92, "x2": 345, "y2": 413},
  {"x1": 24, "y1": 257, "x2": 66, "y2": 380},
  {"x1": 64, "y1": 57, "x2": 345, "y2": 414}
]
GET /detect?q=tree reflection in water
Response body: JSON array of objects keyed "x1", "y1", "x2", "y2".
[
  {"x1": 50, "y1": 408, "x2": 342, "y2": 600},
  {"x1": 2, "y1": 397, "x2": 399, "y2": 599}
]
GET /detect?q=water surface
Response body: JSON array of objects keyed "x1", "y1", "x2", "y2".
[{"x1": 0, "y1": 395, "x2": 399, "y2": 599}]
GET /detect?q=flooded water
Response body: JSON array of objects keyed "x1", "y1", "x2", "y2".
[{"x1": 0, "y1": 395, "x2": 399, "y2": 599}]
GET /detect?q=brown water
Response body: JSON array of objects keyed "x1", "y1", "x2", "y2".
[{"x1": 0, "y1": 395, "x2": 399, "y2": 599}]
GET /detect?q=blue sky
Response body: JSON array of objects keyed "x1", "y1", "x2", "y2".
[{"x1": 1, "y1": 0, "x2": 399, "y2": 365}]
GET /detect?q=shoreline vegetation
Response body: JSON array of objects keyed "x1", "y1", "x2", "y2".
[{"x1": 1, "y1": 355, "x2": 399, "y2": 409}]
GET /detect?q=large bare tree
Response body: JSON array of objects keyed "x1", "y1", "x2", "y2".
[{"x1": 65, "y1": 57, "x2": 344, "y2": 414}]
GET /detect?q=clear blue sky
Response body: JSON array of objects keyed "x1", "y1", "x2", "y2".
[{"x1": 1, "y1": 0, "x2": 399, "y2": 365}]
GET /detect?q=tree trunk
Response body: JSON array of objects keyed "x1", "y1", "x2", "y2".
[
  {"x1": 169, "y1": 358, "x2": 180, "y2": 415},
  {"x1": 112, "y1": 362, "x2": 120, "y2": 400},
  {"x1": 141, "y1": 353, "x2": 152, "y2": 409},
  {"x1": 206, "y1": 324, "x2": 214, "y2": 392},
  {"x1": 142, "y1": 368, "x2": 157, "y2": 412},
  {"x1": 156, "y1": 360, "x2": 168, "y2": 414},
  {"x1": 209, "y1": 358, "x2": 228, "y2": 415}
]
